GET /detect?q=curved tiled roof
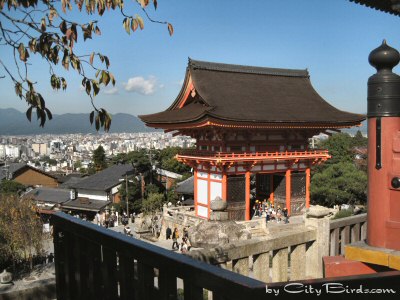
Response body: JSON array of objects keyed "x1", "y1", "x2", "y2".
[
  {"x1": 350, "y1": 0, "x2": 400, "y2": 16},
  {"x1": 139, "y1": 59, "x2": 365, "y2": 128}
]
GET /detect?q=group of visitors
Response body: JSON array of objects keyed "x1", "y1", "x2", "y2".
[
  {"x1": 167, "y1": 226, "x2": 191, "y2": 253},
  {"x1": 252, "y1": 199, "x2": 289, "y2": 224}
]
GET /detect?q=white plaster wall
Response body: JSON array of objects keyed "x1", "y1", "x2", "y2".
[
  {"x1": 210, "y1": 181, "x2": 222, "y2": 201},
  {"x1": 277, "y1": 164, "x2": 287, "y2": 170},
  {"x1": 198, "y1": 172, "x2": 208, "y2": 179},
  {"x1": 197, "y1": 205, "x2": 208, "y2": 218},
  {"x1": 197, "y1": 179, "x2": 208, "y2": 205},
  {"x1": 263, "y1": 165, "x2": 275, "y2": 171},
  {"x1": 210, "y1": 173, "x2": 222, "y2": 180},
  {"x1": 78, "y1": 192, "x2": 108, "y2": 201}
]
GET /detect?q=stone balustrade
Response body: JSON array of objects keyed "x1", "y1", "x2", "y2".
[
  {"x1": 159, "y1": 205, "x2": 204, "y2": 239},
  {"x1": 329, "y1": 213, "x2": 367, "y2": 256},
  {"x1": 188, "y1": 225, "x2": 318, "y2": 283}
]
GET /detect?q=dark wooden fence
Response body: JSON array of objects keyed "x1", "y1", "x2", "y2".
[{"x1": 52, "y1": 212, "x2": 400, "y2": 300}]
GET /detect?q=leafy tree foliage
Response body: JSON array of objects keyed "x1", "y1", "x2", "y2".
[
  {"x1": 317, "y1": 133, "x2": 354, "y2": 165},
  {"x1": 311, "y1": 132, "x2": 368, "y2": 207},
  {"x1": 311, "y1": 161, "x2": 367, "y2": 207},
  {"x1": 145, "y1": 183, "x2": 159, "y2": 195},
  {"x1": 118, "y1": 176, "x2": 140, "y2": 213},
  {"x1": 73, "y1": 160, "x2": 82, "y2": 170},
  {"x1": 41, "y1": 155, "x2": 57, "y2": 166},
  {"x1": 112, "y1": 150, "x2": 151, "y2": 173},
  {"x1": 0, "y1": 195, "x2": 44, "y2": 271},
  {"x1": 92, "y1": 145, "x2": 107, "y2": 171},
  {"x1": 0, "y1": 0, "x2": 172, "y2": 131},
  {"x1": 156, "y1": 147, "x2": 191, "y2": 174},
  {"x1": 0, "y1": 180, "x2": 26, "y2": 195},
  {"x1": 352, "y1": 130, "x2": 368, "y2": 148},
  {"x1": 141, "y1": 192, "x2": 164, "y2": 216}
]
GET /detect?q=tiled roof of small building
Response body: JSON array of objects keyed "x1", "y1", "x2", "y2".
[
  {"x1": 62, "y1": 198, "x2": 111, "y2": 212},
  {"x1": 24, "y1": 187, "x2": 71, "y2": 204},
  {"x1": 71, "y1": 164, "x2": 134, "y2": 191}
]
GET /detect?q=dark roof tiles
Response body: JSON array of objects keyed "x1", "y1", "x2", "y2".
[
  {"x1": 350, "y1": 0, "x2": 400, "y2": 16},
  {"x1": 71, "y1": 164, "x2": 134, "y2": 191},
  {"x1": 140, "y1": 59, "x2": 365, "y2": 126},
  {"x1": 24, "y1": 187, "x2": 71, "y2": 204}
]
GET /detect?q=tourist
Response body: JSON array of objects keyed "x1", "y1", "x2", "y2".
[
  {"x1": 183, "y1": 227, "x2": 189, "y2": 239},
  {"x1": 172, "y1": 227, "x2": 179, "y2": 250},
  {"x1": 283, "y1": 207, "x2": 289, "y2": 224},
  {"x1": 265, "y1": 209, "x2": 270, "y2": 223},
  {"x1": 180, "y1": 236, "x2": 191, "y2": 253},
  {"x1": 276, "y1": 206, "x2": 282, "y2": 223},
  {"x1": 124, "y1": 225, "x2": 132, "y2": 236},
  {"x1": 262, "y1": 199, "x2": 267, "y2": 214},
  {"x1": 166, "y1": 226, "x2": 172, "y2": 239},
  {"x1": 254, "y1": 200, "x2": 261, "y2": 217}
]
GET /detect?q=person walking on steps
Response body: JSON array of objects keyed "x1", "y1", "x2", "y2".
[{"x1": 172, "y1": 227, "x2": 179, "y2": 250}]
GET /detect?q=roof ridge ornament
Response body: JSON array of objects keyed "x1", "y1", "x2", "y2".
[
  {"x1": 189, "y1": 59, "x2": 309, "y2": 78},
  {"x1": 368, "y1": 39, "x2": 400, "y2": 72},
  {"x1": 367, "y1": 40, "x2": 400, "y2": 118}
]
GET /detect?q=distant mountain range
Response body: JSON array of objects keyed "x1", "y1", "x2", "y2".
[
  {"x1": 0, "y1": 108, "x2": 367, "y2": 136},
  {"x1": 0, "y1": 108, "x2": 157, "y2": 135}
]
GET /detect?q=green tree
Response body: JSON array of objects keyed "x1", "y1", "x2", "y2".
[
  {"x1": 42, "y1": 156, "x2": 58, "y2": 166},
  {"x1": 112, "y1": 150, "x2": 151, "y2": 173},
  {"x1": 311, "y1": 161, "x2": 367, "y2": 207},
  {"x1": 74, "y1": 160, "x2": 82, "y2": 170},
  {"x1": 311, "y1": 132, "x2": 368, "y2": 207},
  {"x1": 352, "y1": 130, "x2": 368, "y2": 148},
  {"x1": 0, "y1": 195, "x2": 44, "y2": 272},
  {"x1": 0, "y1": 0, "x2": 172, "y2": 131},
  {"x1": 317, "y1": 133, "x2": 354, "y2": 165},
  {"x1": 157, "y1": 147, "x2": 191, "y2": 174},
  {"x1": 118, "y1": 177, "x2": 140, "y2": 213},
  {"x1": 141, "y1": 192, "x2": 164, "y2": 216},
  {"x1": 92, "y1": 145, "x2": 107, "y2": 171},
  {"x1": 145, "y1": 183, "x2": 159, "y2": 195},
  {"x1": 0, "y1": 180, "x2": 26, "y2": 195}
]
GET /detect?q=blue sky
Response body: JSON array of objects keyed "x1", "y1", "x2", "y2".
[{"x1": 1, "y1": 0, "x2": 400, "y2": 117}]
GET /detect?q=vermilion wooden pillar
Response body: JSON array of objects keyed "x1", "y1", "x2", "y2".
[
  {"x1": 245, "y1": 171, "x2": 251, "y2": 220},
  {"x1": 285, "y1": 169, "x2": 291, "y2": 214},
  {"x1": 306, "y1": 168, "x2": 311, "y2": 208},
  {"x1": 269, "y1": 175, "x2": 274, "y2": 204},
  {"x1": 222, "y1": 172, "x2": 227, "y2": 201}
]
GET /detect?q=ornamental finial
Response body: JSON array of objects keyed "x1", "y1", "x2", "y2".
[{"x1": 369, "y1": 40, "x2": 400, "y2": 72}]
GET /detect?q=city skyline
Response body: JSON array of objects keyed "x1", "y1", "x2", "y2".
[{"x1": 1, "y1": 1, "x2": 399, "y2": 119}]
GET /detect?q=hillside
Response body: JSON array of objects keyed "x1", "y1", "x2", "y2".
[{"x1": 0, "y1": 108, "x2": 157, "y2": 135}]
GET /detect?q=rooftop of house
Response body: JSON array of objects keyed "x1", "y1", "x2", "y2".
[
  {"x1": 70, "y1": 164, "x2": 134, "y2": 191},
  {"x1": 61, "y1": 197, "x2": 111, "y2": 212},
  {"x1": 0, "y1": 162, "x2": 58, "y2": 181},
  {"x1": 175, "y1": 175, "x2": 194, "y2": 195},
  {"x1": 24, "y1": 187, "x2": 71, "y2": 204}
]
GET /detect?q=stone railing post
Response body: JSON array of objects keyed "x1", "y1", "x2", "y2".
[
  {"x1": 304, "y1": 206, "x2": 330, "y2": 278},
  {"x1": 253, "y1": 252, "x2": 270, "y2": 283}
]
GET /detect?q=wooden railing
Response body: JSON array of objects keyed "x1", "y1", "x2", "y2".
[
  {"x1": 329, "y1": 213, "x2": 367, "y2": 256},
  {"x1": 52, "y1": 212, "x2": 400, "y2": 300},
  {"x1": 177, "y1": 149, "x2": 330, "y2": 161}
]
